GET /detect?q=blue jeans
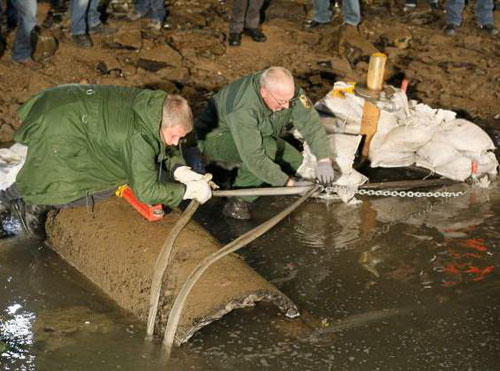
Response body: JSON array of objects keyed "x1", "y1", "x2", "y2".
[
  {"x1": 134, "y1": 0, "x2": 166, "y2": 23},
  {"x1": 11, "y1": 0, "x2": 37, "y2": 62},
  {"x1": 70, "y1": 0, "x2": 101, "y2": 35},
  {"x1": 312, "y1": 0, "x2": 361, "y2": 26},
  {"x1": 446, "y1": 0, "x2": 494, "y2": 26}
]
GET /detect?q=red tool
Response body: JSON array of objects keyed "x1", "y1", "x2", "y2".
[{"x1": 115, "y1": 185, "x2": 164, "y2": 222}]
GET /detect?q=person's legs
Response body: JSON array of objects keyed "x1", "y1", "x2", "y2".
[
  {"x1": 445, "y1": 0, "x2": 465, "y2": 26},
  {"x1": 313, "y1": 0, "x2": 332, "y2": 23},
  {"x1": 229, "y1": 0, "x2": 249, "y2": 33},
  {"x1": 70, "y1": 0, "x2": 90, "y2": 35},
  {"x1": 244, "y1": 0, "x2": 265, "y2": 29},
  {"x1": 149, "y1": 0, "x2": 166, "y2": 23},
  {"x1": 342, "y1": 0, "x2": 361, "y2": 26},
  {"x1": 86, "y1": 0, "x2": 101, "y2": 29},
  {"x1": 11, "y1": 0, "x2": 37, "y2": 62},
  {"x1": 133, "y1": 0, "x2": 149, "y2": 18},
  {"x1": 475, "y1": 0, "x2": 494, "y2": 26}
]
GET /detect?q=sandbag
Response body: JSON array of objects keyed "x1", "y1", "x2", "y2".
[
  {"x1": 433, "y1": 155, "x2": 472, "y2": 181},
  {"x1": 370, "y1": 150, "x2": 416, "y2": 168},
  {"x1": 0, "y1": 144, "x2": 27, "y2": 191},
  {"x1": 416, "y1": 140, "x2": 460, "y2": 169},
  {"x1": 329, "y1": 134, "x2": 362, "y2": 174},
  {"x1": 434, "y1": 119, "x2": 495, "y2": 156}
]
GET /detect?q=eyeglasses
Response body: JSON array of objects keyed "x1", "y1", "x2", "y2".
[{"x1": 268, "y1": 89, "x2": 295, "y2": 107}]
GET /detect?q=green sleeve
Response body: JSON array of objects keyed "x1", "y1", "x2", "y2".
[
  {"x1": 292, "y1": 93, "x2": 332, "y2": 160},
  {"x1": 122, "y1": 134, "x2": 185, "y2": 207},
  {"x1": 226, "y1": 110, "x2": 289, "y2": 186},
  {"x1": 164, "y1": 146, "x2": 186, "y2": 178}
]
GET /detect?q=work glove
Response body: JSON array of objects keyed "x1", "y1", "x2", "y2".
[
  {"x1": 316, "y1": 161, "x2": 335, "y2": 186},
  {"x1": 183, "y1": 179, "x2": 212, "y2": 204},
  {"x1": 174, "y1": 166, "x2": 205, "y2": 184},
  {"x1": 175, "y1": 166, "x2": 219, "y2": 190}
]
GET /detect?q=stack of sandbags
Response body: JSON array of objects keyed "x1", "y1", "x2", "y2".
[
  {"x1": 0, "y1": 143, "x2": 27, "y2": 191},
  {"x1": 416, "y1": 119, "x2": 497, "y2": 181},
  {"x1": 316, "y1": 81, "x2": 498, "y2": 182}
]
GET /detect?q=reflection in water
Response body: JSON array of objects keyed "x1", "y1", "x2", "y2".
[
  {"x1": 1, "y1": 181, "x2": 500, "y2": 370},
  {"x1": 0, "y1": 304, "x2": 36, "y2": 370}
]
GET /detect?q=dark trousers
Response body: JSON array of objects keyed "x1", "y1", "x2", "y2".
[{"x1": 229, "y1": 0, "x2": 265, "y2": 33}]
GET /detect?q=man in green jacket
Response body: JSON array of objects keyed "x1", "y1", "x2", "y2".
[
  {"x1": 195, "y1": 66, "x2": 334, "y2": 220},
  {"x1": 1, "y1": 84, "x2": 212, "y2": 238}
]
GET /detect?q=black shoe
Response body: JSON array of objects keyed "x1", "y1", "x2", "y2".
[
  {"x1": 429, "y1": 0, "x2": 441, "y2": 10},
  {"x1": 444, "y1": 24, "x2": 457, "y2": 36},
  {"x1": 304, "y1": 20, "x2": 330, "y2": 29},
  {"x1": 222, "y1": 198, "x2": 252, "y2": 220},
  {"x1": 479, "y1": 24, "x2": 499, "y2": 36},
  {"x1": 88, "y1": 23, "x2": 117, "y2": 35},
  {"x1": 228, "y1": 32, "x2": 242, "y2": 46},
  {"x1": 71, "y1": 34, "x2": 93, "y2": 48},
  {"x1": 404, "y1": 0, "x2": 417, "y2": 10},
  {"x1": 243, "y1": 28, "x2": 267, "y2": 42}
]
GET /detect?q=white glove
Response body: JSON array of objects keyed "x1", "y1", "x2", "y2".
[
  {"x1": 183, "y1": 180, "x2": 212, "y2": 204},
  {"x1": 174, "y1": 166, "x2": 205, "y2": 184}
]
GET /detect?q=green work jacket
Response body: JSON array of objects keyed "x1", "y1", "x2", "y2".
[
  {"x1": 14, "y1": 84, "x2": 185, "y2": 206},
  {"x1": 197, "y1": 71, "x2": 332, "y2": 186}
]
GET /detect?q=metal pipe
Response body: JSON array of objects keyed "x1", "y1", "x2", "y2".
[{"x1": 213, "y1": 186, "x2": 313, "y2": 197}]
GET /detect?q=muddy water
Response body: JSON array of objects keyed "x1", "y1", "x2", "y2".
[{"x1": 2, "y1": 181, "x2": 500, "y2": 370}]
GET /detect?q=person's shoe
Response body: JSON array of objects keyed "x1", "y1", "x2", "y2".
[
  {"x1": 71, "y1": 34, "x2": 93, "y2": 48},
  {"x1": 404, "y1": 0, "x2": 417, "y2": 10},
  {"x1": 228, "y1": 32, "x2": 242, "y2": 46},
  {"x1": 13, "y1": 58, "x2": 43, "y2": 70},
  {"x1": 444, "y1": 24, "x2": 457, "y2": 36},
  {"x1": 429, "y1": 0, "x2": 441, "y2": 10},
  {"x1": 89, "y1": 23, "x2": 117, "y2": 35},
  {"x1": 127, "y1": 12, "x2": 144, "y2": 22},
  {"x1": 304, "y1": 19, "x2": 330, "y2": 29},
  {"x1": 147, "y1": 21, "x2": 163, "y2": 31},
  {"x1": 479, "y1": 24, "x2": 499, "y2": 36},
  {"x1": 243, "y1": 28, "x2": 267, "y2": 42},
  {"x1": 222, "y1": 198, "x2": 252, "y2": 220}
]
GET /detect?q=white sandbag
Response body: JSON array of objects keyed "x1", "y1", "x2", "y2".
[
  {"x1": 433, "y1": 155, "x2": 472, "y2": 181},
  {"x1": 334, "y1": 169, "x2": 368, "y2": 187},
  {"x1": 434, "y1": 119, "x2": 495, "y2": 156},
  {"x1": 370, "y1": 150, "x2": 416, "y2": 168},
  {"x1": 317, "y1": 82, "x2": 364, "y2": 128},
  {"x1": 416, "y1": 140, "x2": 460, "y2": 168},
  {"x1": 377, "y1": 125, "x2": 435, "y2": 153},
  {"x1": 296, "y1": 142, "x2": 317, "y2": 180},
  {"x1": 329, "y1": 134, "x2": 362, "y2": 174},
  {"x1": 476, "y1": 151, "x2": 498, "y2": 178},
  {"x1": 369, "y1": 110, "x2": 400, "y2": 156},
  {"x1": 0, "y1": 144, "x2": 28, "y2": 190}
]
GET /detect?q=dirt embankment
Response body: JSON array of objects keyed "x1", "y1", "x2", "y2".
[{"x1": 0, "y1": 0, "x2": 499, "y2": 144}]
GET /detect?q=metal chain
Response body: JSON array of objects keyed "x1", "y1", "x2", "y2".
[{"x1": 320, "y1": 185, "x2": 465, "y2": 198}]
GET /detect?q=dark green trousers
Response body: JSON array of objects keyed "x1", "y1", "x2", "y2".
[{"x1": 200, "y1": 132, "x2": 303, "y2": 201}]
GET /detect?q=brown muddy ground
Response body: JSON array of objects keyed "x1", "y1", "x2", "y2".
[{"x1": 0, "y1": 0, "x2": 499, "y2": 144}]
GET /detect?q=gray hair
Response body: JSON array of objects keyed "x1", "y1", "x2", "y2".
[
  {"x1": 161, "y1": 94, "x2": 193, "y2": 130},
  {"x1": 259, "y1": 66, "x2": 294, "y2": 91}
]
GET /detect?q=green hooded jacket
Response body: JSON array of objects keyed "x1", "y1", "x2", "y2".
[
  {"x1": 14, "y1": 84, "x2": 186, "y2": 206},
  {"x1": 196, "y1": 71, "x2": 332, "y2": 186}
]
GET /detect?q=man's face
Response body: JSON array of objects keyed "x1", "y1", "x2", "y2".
[
  {"x1": 161, "y1": 125, "x2": 189, "y2": 146},
  {"x1": 260, "y1": 83, "x2": 295, "y2": 112}
]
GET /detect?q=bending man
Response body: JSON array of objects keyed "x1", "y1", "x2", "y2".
[
  {"x1": 195, "y1": 66, "x2": 334, "y2": 220},
  {"x1": 1, "y1": 84, "x2": 211, "y2": 238}
]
